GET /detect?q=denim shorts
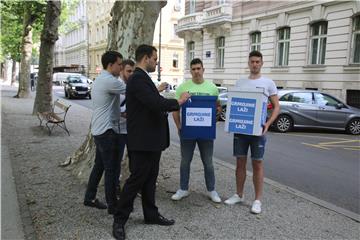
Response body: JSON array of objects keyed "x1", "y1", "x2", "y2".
[{"x1": 233, "y1": 134, "x2": 267, "y2": 161}]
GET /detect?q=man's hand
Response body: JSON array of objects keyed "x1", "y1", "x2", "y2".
[
  {"x1": 262, "y1": 123, "x2": 270, "y2": 135},
  {"x1": 177, "y1": 92, "x2": 191, "y2": 105},
  {"x1": 157, "y1": 82, "x2": 168, "y2": 92}
]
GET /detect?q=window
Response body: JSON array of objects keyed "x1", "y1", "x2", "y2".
[
  {"x1": 314, "y1": 93, "x2": 341, "y2": 107},
  {"x1": 280, "y1": 92, "x2": 313, "y2": 104},
  {"x1": 310, "y1": 21, "x2": 327, "y2": 64},
  {"x1": 216, "y1": 37, "x2": 225, "y2": 68},
  {"x1": 173, "y1": 24, "x2": 178, "y2": 38},
  {"x1": 174, "y1": 0, "x2": 181, "y2": 11},
  {"x1": 187, "y1": 41, "x2": 195, "y2": 66},
  {"x1": 189, "y1": 0, "x2": 196, "y2": 14},
  {"x1": 277, "y1": 27, "x2": 290, "y2": 66},
  {"x1": 351, "y1": 16, "x2": 360, "y2": 63},
  {"x1": 250, "y1": 32, "x2": 261, "y2": 51},
  {"x1": 347, "y1": 90, "x2": 360, "y2": 108},
  {"x1": 172, "y1": 53, "x2": 179, "y2": 68}
]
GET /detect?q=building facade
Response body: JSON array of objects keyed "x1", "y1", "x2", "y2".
[
  {"x1": 55, "y1": 0, "x2": 185, "y2": 85},
  {"x1": 87, "y1": 0, "x2": 113, "y2": 80},
  {"x1": 54, "y1": 0, "x2": 89, "y2": 75},
  {"x1": 87, "y1": 0, "x2": 185, "y2": 84},
  {"x1": 176, "y1": 0, "x2": 360, "y2": 107},
  {"x1": 149, "y1": 0, "x2": 185, "y2": 86}
]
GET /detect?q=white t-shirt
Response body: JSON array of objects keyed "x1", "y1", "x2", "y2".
[{"x1": 235, "y1": 76, "x2": 278, "y2": 102}]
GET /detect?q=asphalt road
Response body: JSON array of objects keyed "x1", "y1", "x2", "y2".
[{"x1": 53, "y1": 87, "x2": 360, "y2": 214}]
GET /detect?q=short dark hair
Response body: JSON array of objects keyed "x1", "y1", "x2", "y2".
[
  {"x1": 135, "y1": 44, "x2": 157, "y2": 62},
  {"x1": 249, "y1": 50, "x2": 263, "y2": 59},
  {"x1": 101, "y1": 51, "x2": 123, "y2": 69},
  {"x1": 190, "y1": 58, "x2": 203, "y2": 68},
  {"x1": 122, "y1": 59, "x2": 135, "y2": 68}
]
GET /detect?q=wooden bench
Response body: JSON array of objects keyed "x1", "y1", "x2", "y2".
[{"x1": 37, "y1": 99, "x2": 71, "y2": 136}]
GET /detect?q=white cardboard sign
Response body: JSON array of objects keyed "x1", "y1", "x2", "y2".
[{"x1": 185, "y1": 107, "x2": 212, "y2": 127}]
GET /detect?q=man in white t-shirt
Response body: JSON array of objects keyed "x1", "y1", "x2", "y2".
[{"x1": 224, "y1": 51, "x2": 280, "y2": 214}]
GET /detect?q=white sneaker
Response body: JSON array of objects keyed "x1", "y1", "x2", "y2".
[
  {"x1": 224, "y1": 194, "x2": 244, "y2": 205},
  {"x1": 208, "y1": 191, "x2": 222, "y2": 203},
  {"x1": 251, "y1": 200, "x2": 262, "y2": 214},
  {"x1": 171, "y1": 189, "x2": 190, "y2": 201}
]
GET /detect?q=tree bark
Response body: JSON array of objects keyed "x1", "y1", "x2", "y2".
[
  {"x1": 107, "y1": 1, "x2": 167, "y2": 55},
  {"x1": 15, "y1": 6, "x2": 33, "y2": 98},
  {"x1": 11, "y1": 60, "x2": 17, "y2": 86},
  {"x1": 33, "y1": 1, "x2": 61, "y2": 115},
  {"x1": 64, "y1": 1, "x2": 167, "y2": 185}
]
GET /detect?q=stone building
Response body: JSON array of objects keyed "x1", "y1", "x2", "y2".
[{"x1": 176, "y1": 0, "x2": 360, "y2": 107}]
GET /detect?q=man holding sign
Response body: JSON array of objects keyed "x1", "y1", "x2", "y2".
[
  {"x1": 224, "y1": 51, "x2": 280, "y2": 214},
  {"x1": 171, "y1": 58, "x2": 222, "y2": 203}
]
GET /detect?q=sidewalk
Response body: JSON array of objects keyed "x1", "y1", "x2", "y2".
[{"x1": 1, "y1": 84, "x2": 359, "y2": 240}]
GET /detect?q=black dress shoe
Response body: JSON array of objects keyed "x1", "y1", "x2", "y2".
[
  {"x1": 83, "y1": 199, "x2": 107, "y2": 209},
  {"x1": 112, "y1": 222, "x2": 125, "y2": 240},
  {"x1": 145, "y1": 214, "x2": 175, "y2": 226}
]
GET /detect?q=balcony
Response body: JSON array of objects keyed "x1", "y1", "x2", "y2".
[
  {"x1": 202, "y1": 4, "x2": 233, "y2": 27},
  {"x1": 176, "y1": 12, "x2": 203, "y2": 38}
]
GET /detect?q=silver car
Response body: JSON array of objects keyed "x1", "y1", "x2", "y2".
[
  {"x1": 272, "y1": 89, "x2": 360, "y2": 135},
  {"x1": 218, "y1": 92, "x2": 228, "y2": 121}
]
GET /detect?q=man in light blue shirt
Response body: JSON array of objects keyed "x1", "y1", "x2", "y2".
[{"x1": 84, "y1": 51, "x2": 126, "y2": 215}]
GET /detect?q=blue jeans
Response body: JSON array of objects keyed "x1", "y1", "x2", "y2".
[
  {"x1": 233, "y1": 134, "x2": 267, "y2": 160},
  {"x1": 84, "y1": 129, "x2": 123, "y2": 209},
  {"x1": 180, "y1": 138, "x2": 215, "y2": 192}
]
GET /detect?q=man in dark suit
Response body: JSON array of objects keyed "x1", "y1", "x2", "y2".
[{"x1": 112, "y1": 44, "x2": 190, "y2": 240}]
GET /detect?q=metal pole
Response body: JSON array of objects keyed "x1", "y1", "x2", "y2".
[{"x1": 157, "y1": 9, "x2": 162, "y2": 82}]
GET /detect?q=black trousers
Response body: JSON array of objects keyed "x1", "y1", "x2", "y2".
[
  {"x1": 114, "y1": 150, "x2": 161, "y2": 224},
  {"x1": 84, "y1": 130, "x2": 122, "y2": 210}
]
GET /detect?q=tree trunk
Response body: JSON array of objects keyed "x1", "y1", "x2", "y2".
[
  {"x1": 33, "y1": 1, "x2": 61, "y2": 115},
  {"x1": 107, "y1": 1, "x2": 167, "y2": 55},
  {"x1": 15, "y1": 6, "x2": 33, "y2": 98},
  {"x1": 0, "y1": 62, "x2": 4, "y2": 80},
  {"x1": 64, "y1": 1, "x2": 167, "y2": 185},
  {"x1": 11, "y1": 59, "x2": 17, "y2": 86}
]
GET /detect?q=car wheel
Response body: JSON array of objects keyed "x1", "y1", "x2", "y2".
[
  {"x1": 219, "y1": 106, "x2": 226, "y2": 121},
  {"x1": 346, "y1": 118, "x2": 360, "y2": 135},
  {"x1": 275, "y1": 114, "x2": 293, "y2": 132}
]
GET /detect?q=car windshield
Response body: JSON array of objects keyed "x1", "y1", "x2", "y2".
[
  {"x1": 81, "y1": 76, "x2": 91, "y2": 83},
  {"x1": 68, "y1": 76, "x2": 86, "y2": 83}
]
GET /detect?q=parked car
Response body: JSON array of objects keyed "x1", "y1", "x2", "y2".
[
  {"x1": 63, "y1": 75, "x2": 91, "y2": 99},
  {"x1": 217, "y1": 86, "x2": 228, "y2": 94},
  {"x1": 270, "y1": 89, "x2": 360, "y2": 135},
  {"x1": 218, "y1": 89, "x2": 360, "y2": 135},
  {"x1": 53, "y1": 72, "x2": 79, "y2": 86},
  {"x1": 218, "y1": 92, "x2": 228, "y2": 121}
]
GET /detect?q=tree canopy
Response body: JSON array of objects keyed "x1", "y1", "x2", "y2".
[{"x1": 0, "y1": 1, "x2": 46, "y2": 61}]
